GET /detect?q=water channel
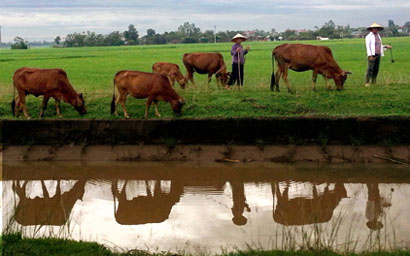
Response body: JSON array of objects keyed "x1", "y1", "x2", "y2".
[{"x1": 2, "y1": 162, "x2": 409, "y2": 253}]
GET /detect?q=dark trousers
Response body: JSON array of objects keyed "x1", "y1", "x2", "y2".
[
  {"x1": 366, "y1": 55, "x2": 381, "y2": 84},
  {"x1": 228, "y1": 63, "x2": 244, "y2": 86}
]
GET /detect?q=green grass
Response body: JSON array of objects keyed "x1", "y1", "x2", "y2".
[
  {"x1": 2, "y1": 233, "x2": 409, "y2": 256},
  {"x1": 1, "y1": 38, "x2": 409, "y2": 119}
]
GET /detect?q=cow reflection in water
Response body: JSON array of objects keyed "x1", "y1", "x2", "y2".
[
  {"x1": 272, "y1": 182, "x2": 347, "y2": 226},
  {"x1": 12, "y1": 179, "x2": 86, "y2": 226},
  {"x1": 112, "y1": 180, "x2": 183, "y2": 225},
  {"x1": 230, "y1": 181, "x2": 251, "y2": 226}
]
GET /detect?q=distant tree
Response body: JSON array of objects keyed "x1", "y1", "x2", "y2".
[
  {"x1": 54, "y1": 36, "x2": 61, "y2": 45},
  {"x1": 104, "y1": 31, "x2": 124, "y2": 46},
  {"x1": 147, "y1": 28, "x2": 156, "y2": 37},
  {"x1": 11, "y1": 36, "x2": 28, "y2": 49},
  {"x1": 124, "y1": 24, "x2": 139, "y2": 45}
]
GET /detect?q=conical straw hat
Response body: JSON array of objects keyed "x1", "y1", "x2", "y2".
[
  {"x1": 231, "y1": 33, "x2": 247, "y2": 42},
  {"x1": 367, "y1": 23, "x2": 384, "y2": 31}
]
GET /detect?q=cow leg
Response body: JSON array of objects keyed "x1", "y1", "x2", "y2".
[
  {"x1": 186, "y1": 70, "x2": 195, "y2": 86},
  {"x1": 282, "y1": 68, "x2": 294, "y2": 94},
  {"x1": 312, "y1": 70, "x2": 318, "y2": 92},
  {"x1": 275, "y1": 69, "x2": 282, "y2": 92},
  {"x1": 41, "y1": 180, "x2": 50, "y2": 199},
  {"x1": 119, "y1": 94, "x2": 130, "y2": 119},
  {"x1": 39, "y1": 96, "x2": 50, "y2": 118},
  {"x1": 207, "y1": 73, "x2": 212, "y2": 85},
  {"x1": 15, "y1": 95, "x2": 21, "y2": 117},
  {"x1": 17, "y1": 91, "x2": 31, "y2": 119},
  {"x1": 55, "y1": 99, "x2": 63, "y2": 118},
  {"x1": 144, "y1": 97, "x2": 154, "y2": 118},
  {"x1": 153, "y1": 100, "x2": 161, "y2": 117}
]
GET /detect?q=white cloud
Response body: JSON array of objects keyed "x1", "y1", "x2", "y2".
[{"x1": 0, "y1": 0, "x2": 409, "y2": 42}]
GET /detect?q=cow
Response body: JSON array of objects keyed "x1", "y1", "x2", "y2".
[
  {"x1": 152, "y1": 62, "x2": 187, "y2": 89},
  {"x1": 11, "y1": 67, "x2": 86, "y2": 119},
  {"x1": 182, "y1": 52, "x2": 230, "y2": 86},
  {"x1": 270, "y1": 44, "x2": 352, "y2": 93},
  {"x1": 111, "y1": 70, "x2": 185, "y2": 118}
]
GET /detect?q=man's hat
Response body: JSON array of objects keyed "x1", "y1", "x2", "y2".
[
  {"x1": 367, "y1": 23, "x2": 384, "y2": 31},
  {"x1": 231, "y1": 33, "x2": 247, "y2": 42}
]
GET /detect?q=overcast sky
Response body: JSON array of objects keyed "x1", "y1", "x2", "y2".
[{"x1": 1, "y1": 0, "x2": 409, "y2": 42}]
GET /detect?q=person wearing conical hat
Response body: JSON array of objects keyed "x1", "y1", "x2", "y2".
[
  {"x1": 365, "y1": 23, "x2": 392, "y2": 87},
  {"x1": 226, "y1": 33, "x2": 251, "y2": 88}
]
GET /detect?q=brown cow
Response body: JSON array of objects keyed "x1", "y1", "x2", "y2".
[
  {"x1": 183, "y1": 52, "x2": 230, "y2": 86},
  {"x1": 12, "y1": 67, "x2": 86, "y2": 119},
  {"x1": 152, "y1": 62, "x2": 187, "y2": 89},
  {"x1": 270, "y1": 44, "x2": 352, "y2": 93},
  {"x1": 111, "y1": 70, "x2": 185, "y2": 118}
]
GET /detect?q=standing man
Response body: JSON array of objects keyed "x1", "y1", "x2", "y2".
[
  {"x1": 365, "y1": 23, "x2": 392, "y2": 87},
  {"x1": 226, "y1": 33, "x2": 250, "y2": 88}
]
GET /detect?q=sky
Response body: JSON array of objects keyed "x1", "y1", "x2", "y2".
[{"x1": 0, "y1": 0, "x2": 409, "y2": 42}]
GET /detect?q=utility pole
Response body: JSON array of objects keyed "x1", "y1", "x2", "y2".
[{"x1": 214, "y1": 25, "x2": 217, "y2": 43}]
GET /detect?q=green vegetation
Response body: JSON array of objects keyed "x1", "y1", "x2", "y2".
[
  {"x1": 1, "y1": 37, "x2": 409, "y2": 119},
  {"x1": 2, "y1": 233, "x2": 409, "y2": 256}
]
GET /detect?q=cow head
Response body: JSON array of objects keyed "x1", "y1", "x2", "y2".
[
  {"x1": 335, "y1": 71, "x2": 352, "y2": 90},
  {"x1": 74, "y1": 93, "x2": 87, "y2": 115},
  {"x1": 171, "y1": 98, "x2": 185, "y2": 115},
  {"x1": 215, "y1": 71, "x2": 230, "y2": 86}
]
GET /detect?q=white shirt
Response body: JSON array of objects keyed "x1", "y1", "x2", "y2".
[{"x1": 365, "y1": 32, "x2": 384, "y2": 57}]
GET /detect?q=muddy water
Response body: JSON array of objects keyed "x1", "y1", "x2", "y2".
[{"x1": 2, "y1": 162, "x2": 410, "y2": 253}]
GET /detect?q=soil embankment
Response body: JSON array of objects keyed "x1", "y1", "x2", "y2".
[{"x1": 1, "y1": 117, "x2": 410, "y2": 163}]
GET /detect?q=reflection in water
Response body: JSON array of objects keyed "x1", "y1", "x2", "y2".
[
  {"x1": 112, "y1": 180, "x2": 183, "y2": 225},
  {"x1": 12, "y1": 179, "x2": 86, "y2": 226},
  {"x1": 2, "y1": 162, "x2": 410, "y2": 253},
  {"x1": 272, "y1": 182, "x2": 348, "y2": 226},
  {"x1": 230, "y1": 181, "x2": 251, "y2": 226},
  {"x1": 365, "y1": 183, "x2": 392, "y2": 230}
]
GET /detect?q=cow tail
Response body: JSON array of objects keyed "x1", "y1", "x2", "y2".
[
  {"x1": 110, "y1": 78, "x2": 116, "y2": 115},
  {"x1": 11, "y1": 82, "x2": 16, "y2": 116},
  {"x1": 270, "y1": 52, "x2": 276, "y2": 91}
]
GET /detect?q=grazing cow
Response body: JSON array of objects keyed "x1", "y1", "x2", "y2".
[
  {"x1": 152, "y1": 62, "x2": 187, "y2": 89},
  {"x1": 270, "y1": 44, "x2": 352, "y2": 92},
  {"x1": 111, "y1": 70, "x2": 185, "y2": 118},
  {"x1": 183, "y1": 52, "x2": 230, "y2": 86},
  {"x1": 12, "y1": 67, "x2": 86, "y2": 119}
]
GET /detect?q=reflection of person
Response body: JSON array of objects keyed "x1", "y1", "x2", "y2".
[
  {"x1": 365, "y1": 23, "x2": 392, "y2": 87},
  {"x1": 226, "y1": 33, "x2": 250, "y2": 88},
  {"x1": 230, "y1": 181, "x2": 251, "y2": 226},
  {"x1": 365, "y1": 183, "x2": 392, "y2": 230}
]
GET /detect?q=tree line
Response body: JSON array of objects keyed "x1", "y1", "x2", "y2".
[{"x1": 6, "y1": 20, "x2": 410, "y2": 49}]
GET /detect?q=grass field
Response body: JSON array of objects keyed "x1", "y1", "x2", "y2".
[
  {"x1": 2, "y1": 233, "x2": 410, "y2": 256},
  {"x1": 0, "y1": 37, "x2": 409, "y2": 119}
]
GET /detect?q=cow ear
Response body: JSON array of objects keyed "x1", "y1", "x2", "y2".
[
  {"x1": 179, "y1": 98, "x2": 185, "y2": 105},
  {"x1": 78, "y1": 93, "x2": 84, "y2": 99},
  {"x1": 344, "y1": 71, "x2": 352, "y2": 75}
]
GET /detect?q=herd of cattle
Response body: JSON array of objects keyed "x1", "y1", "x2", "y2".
[{"x1": 11, "y1": 43, "x2": 351, "y2": 119}]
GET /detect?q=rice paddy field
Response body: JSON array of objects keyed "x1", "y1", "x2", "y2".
[{"x1": 0, "y1": 37, "x2": 409, "y2": 119}]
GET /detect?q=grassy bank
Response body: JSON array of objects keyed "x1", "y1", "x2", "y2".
[
  {"x1": 1, "y1": 38, "x2": 410, "y2": 119},
  {"x1": 1, "y1": 234, "x2": 409, "y2": 256}
]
